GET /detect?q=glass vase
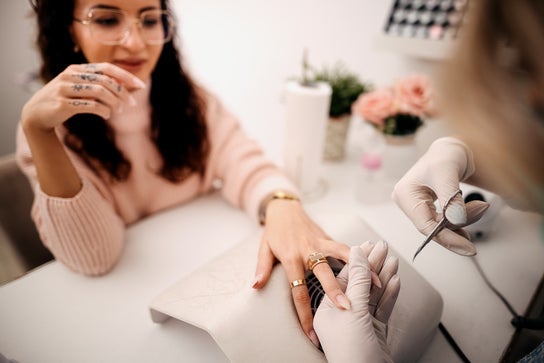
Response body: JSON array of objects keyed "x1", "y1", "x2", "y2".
[{"x1": 381, "y1": 134, "x2": 420, "y2": 182}]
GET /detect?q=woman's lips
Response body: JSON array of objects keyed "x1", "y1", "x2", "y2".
[{"x1": 115, "y1": 60, "x2": 146, "y2": 71}]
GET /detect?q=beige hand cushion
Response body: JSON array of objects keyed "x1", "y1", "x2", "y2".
[{"x1": 149, "y1": 213, "x2": 443, "y2": 363}]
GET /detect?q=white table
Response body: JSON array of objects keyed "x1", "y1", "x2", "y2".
[{"x1": 1, "y1": 154, "x2": 543, "y2": 363}]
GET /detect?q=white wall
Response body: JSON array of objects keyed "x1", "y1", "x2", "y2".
[
  {"x1": 0, "y1": 0, "x2": 39, "y2": 156},
  {"x1": 0, "y1": 0, "x2": 446, "y2": 158},
  {"x1": 173, "y1": 0, "x2": 446, "y2": 162}
]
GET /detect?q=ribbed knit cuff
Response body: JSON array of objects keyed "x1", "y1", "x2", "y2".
[{"x1": 33, "y1": 179, "x2": 125, "y2": 275}]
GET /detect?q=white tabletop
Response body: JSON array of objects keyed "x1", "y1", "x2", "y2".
[{"x1": 1, "y1": 154, "x2": 543, "y2": 363}]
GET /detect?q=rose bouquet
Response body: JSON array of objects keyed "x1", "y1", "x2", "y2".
[{"x1": 352, "y1": 74, "x2": 435, "y2": 136}]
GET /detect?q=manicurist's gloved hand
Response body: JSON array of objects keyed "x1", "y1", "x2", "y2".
[
  {"x1": 392, "y1": 136, "x2": 489, "y2": 256},
  {"x1": 314, "y1": 241, "x2": 401, "y2": 363}
]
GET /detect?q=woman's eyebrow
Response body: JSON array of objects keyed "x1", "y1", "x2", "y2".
[
  {"x1": 87, "y1": 4, "x2": 160, "y2": 12},
  {"x1": 88, "y1": 4, "x2": 120, "y2": 11},
  {"x1": 139, "y1": 6, "x2": 160, "y2": 13}
]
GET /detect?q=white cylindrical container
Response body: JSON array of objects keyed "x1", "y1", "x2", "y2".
[{"x1": 282, "y1": 80, "x2": 332, "y2": 200}]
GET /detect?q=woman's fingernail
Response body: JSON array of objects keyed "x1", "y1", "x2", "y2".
[
  {"x1": 371, "y1": 271, "x2": 382, "y2": 288},
  {"x1": 128, "y1": 95, "x2": 136, "y2": 106},
  {"x1": 309, "y1": 330, "x2": 320, "y2": 348},
  {"x1": 133, "y1": 77, "x2": 146, "y2": 89},
  {"x1": 336, "y1": 294, "x2": 351, "y2": 310},
  {"x1": 251, "y1": 274, "x2": 263, "y2": 288},
  {"x1": 117, "y1": 104, "x2": 124, "y2": 113}
]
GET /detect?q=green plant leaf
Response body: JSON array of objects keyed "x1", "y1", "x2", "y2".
[{"x1": 312, "y1": 62, "x2": 372, "y2": 117}]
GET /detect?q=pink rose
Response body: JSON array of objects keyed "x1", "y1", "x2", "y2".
[
  {"x1": 352, "y1": 88, "x2": 395, "y2": 127},
  {"x1": 394, "y1": 74, "x2": 434, "y2": 117}
]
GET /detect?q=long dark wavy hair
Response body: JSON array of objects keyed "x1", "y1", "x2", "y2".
[{"x1": 28, "y1": 0, "x2": 209, "y2": 183}]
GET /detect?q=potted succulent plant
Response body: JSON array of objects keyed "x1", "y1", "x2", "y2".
[{"x1": 312, "y1": 63, "x2": 371, "y2": 161}]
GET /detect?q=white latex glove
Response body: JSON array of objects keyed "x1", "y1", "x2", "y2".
[
  {"x1": 314, "y1": 241, "x2": 400, "y2": 363},
  {"x1": 392, "y1": 137, "x2": 489, "y2": 256}
]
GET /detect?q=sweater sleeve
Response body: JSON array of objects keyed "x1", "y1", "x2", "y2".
[
  {"x1": 203, "y1": 93, "x2": 299, "y2": 222},
  {"x1": 16, "y1": 125, "x2": 125, "y2": 276}
]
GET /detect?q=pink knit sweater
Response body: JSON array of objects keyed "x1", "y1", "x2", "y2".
[{"x1": 16, "y1": 85, "x2": 297, "y2": 276}]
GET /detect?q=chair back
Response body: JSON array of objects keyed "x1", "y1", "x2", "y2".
[{"x1": 0, "y1": 154, "x2": 53, "y2": 269}]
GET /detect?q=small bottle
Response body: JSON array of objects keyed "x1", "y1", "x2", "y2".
[{"x1": 355, "y1": 151, "x2": 387, "y2": 204}]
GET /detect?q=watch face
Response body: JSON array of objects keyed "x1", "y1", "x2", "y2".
[{"x1": 306, "y1": 257, "x2": 344, "y2": 316}]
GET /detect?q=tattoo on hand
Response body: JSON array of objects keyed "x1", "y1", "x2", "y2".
[
  {"x1": 75, "y1": 73, "x2": 99, "y2": 82},
  {"x1": 69, "y1": 100, "x2": 90, "y2": 106},
  {"x1": 84, "y1": 64, "x2": 104, "y2": 75},
  {"x1": 72, "y1": 84, "x2": 92, "y2": 92}
]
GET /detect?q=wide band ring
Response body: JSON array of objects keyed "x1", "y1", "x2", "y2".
[
  {"x1": 307, "y1": 252, "x2": 329, "y2": 271},
  {"x1": 290, "y1": 279, "x2": 307, "y2": 288}
]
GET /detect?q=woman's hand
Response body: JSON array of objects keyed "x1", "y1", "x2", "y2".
[
  {"x1": 252, "y1": 199, "x2": 352, "y2": 347},
  {"x1": 21, "y1": 62, "x2": 145, "y2": 132},
  {"x1": 19, "y1": 62, "x2": 145, "y2": 198},
  {"x1": 314, "y1": 241, "x2": 401, "y2": 363}
]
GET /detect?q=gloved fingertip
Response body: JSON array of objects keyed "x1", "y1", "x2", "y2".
[
  {"x1": 465, "y1": 200, "x2": 490, "y2": 224},
  {"x1": 445, "y1": 202, "x2": 467, "y2": 226},
  {"x1": 359, "y1": 241, "x2": 374, "y2": 256},
  {"x1": 462, "y1": 248, "x2": 477, "y2": 256},
  {"x1": 450, "y1": 243, "x2": 477, "y2": 256},
  {"x1": 335, "y1": 293, "x2": 351, "y2": 310},
  {"x1": 371, "y1": 271, "x2": 382, "y2": 288}
]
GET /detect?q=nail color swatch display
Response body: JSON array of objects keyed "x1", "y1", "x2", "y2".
[{"x1": 384, "y1": 0, "x2": 469, "y2": 41}]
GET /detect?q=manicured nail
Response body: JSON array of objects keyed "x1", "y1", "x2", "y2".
[
  {"x1": 133, "y1": 77, "x2": 146, "y2": 89},
  {"x1": 336, "y1": 294, "x2": 351, "y2": 310},
  {"x1": 251, "y1": 274, "x2": 263, "y2": 288},
  {"x1": 371, "y1": 271, "x2": 382, "y2": 288},
  {"x1": 308, "y1": 330, "x2": 320, "y2": 348},
  {"x1": 128, "y1": 95, "x2": 136, "y2": 106},
  {"x1": 117, "y1": 104, "x2": 124, "y2": 113}
]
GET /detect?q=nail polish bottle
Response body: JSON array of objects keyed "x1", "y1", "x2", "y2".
[{"x1": 355, "y1": 151, "x2": 388, "y2": 204}]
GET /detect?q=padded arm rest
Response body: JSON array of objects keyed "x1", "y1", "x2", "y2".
[{"x1": 149, "y1": 212, "x2": 443, "y2": 363}]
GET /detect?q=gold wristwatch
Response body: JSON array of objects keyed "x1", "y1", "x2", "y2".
[{"x1": 258, "y1": 190, "x2": 300, "y2": 226}]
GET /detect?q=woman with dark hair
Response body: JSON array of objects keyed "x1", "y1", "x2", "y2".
[{"x1": 16, "y1": 0, "x2": 392, "y2": 352}]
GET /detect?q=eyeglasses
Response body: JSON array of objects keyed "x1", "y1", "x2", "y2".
[{"x1": 73, "y1": 8, "x2": 174, "y2": 45}]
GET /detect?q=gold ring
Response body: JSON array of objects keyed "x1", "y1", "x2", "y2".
[
  {"x1": 307, "y1": 252, "x2": 329, "y2": 271},
  {"x1": 290, "y1": 279, "x2": 307, "y2": 288}
]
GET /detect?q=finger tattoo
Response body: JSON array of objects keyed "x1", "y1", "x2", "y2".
[
  {"x1": 75, "y1": 73, "x2": 99, "y2": 82},
  {"x1": 84, "y1": 64, "x2": 104, "y2": 75},
  {"x1": 72, "y1": 84, "x2": 93, "y2": 92},
  {"x1": 70, "y1": 100, "x2": 90, "y2": 106}
]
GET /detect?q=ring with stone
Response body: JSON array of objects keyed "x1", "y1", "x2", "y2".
[{"x1": 307, "y1": 252, "x2": 329, "y2": 271}]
